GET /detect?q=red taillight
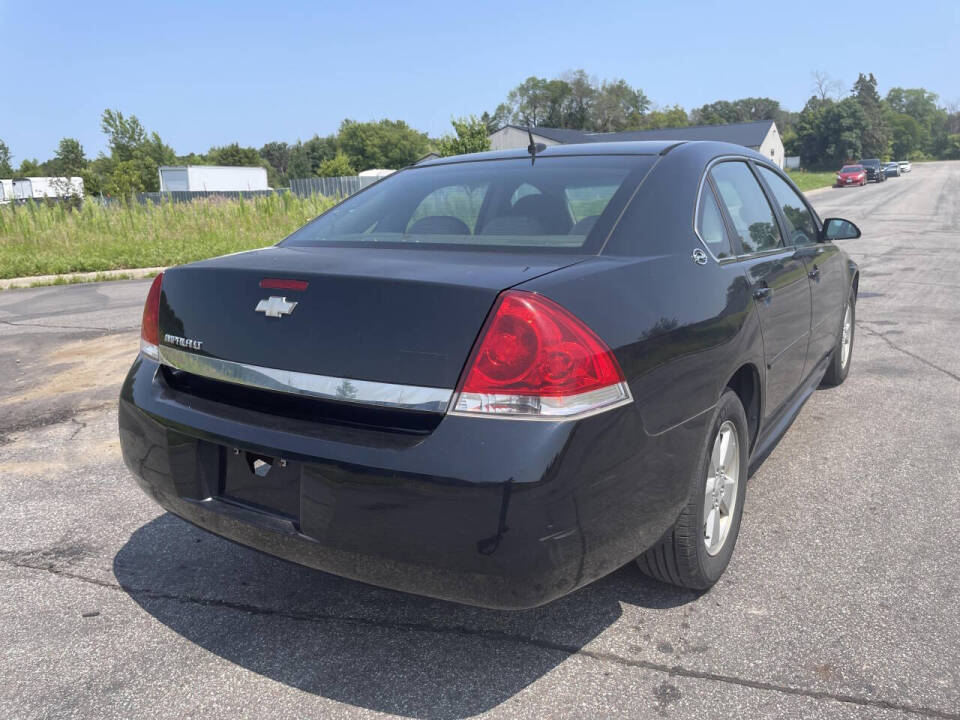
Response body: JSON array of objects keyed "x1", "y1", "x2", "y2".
[
  {"x1": 454, "y1": 291, "x2": 630, "y2": 418},
  {"x1": 140, "y1": 272, "x2": 164, "y2": 357}
]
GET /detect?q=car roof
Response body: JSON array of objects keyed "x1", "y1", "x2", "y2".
[{"x1": 416, "y1": 140, "x2": 769, "y2": 167}]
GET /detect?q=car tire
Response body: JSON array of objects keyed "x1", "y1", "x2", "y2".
[
  {"x1": 821, "y1": 287, "x2": 856, "y2": 387},
  {"x1": 636, "y1": 389, "x2": 749, "y2": 590}
]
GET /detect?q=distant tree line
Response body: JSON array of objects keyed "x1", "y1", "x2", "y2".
[
  {"x1": 1, "y1": 69, "x2": 957, "y2": 196},
  {"x1": 792, "y1": 73, "x2": 960, "y2": 168},
  {"x1": 484, "y1": 70, "x2": 960, "y2": 168}
]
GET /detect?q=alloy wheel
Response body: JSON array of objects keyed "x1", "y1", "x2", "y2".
[
  {"x1": 840, "y1": 304, "x2": 852, "y2": 368},
  {"x1": 703, "y1": 420, "x2": 740, "y2": 556}
]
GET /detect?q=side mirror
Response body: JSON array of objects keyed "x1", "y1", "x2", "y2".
[{"x1": 822, "y1": 217, "x2": 861, "y2": 241}]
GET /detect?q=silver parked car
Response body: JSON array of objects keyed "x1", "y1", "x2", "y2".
[{"x1": 898, "y1": 160, "x2": 912, "y2": 173}]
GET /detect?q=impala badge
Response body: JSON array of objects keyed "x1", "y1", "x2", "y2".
[{"x1": 255, "y1": 296, "x2": 298, "y2": 318}]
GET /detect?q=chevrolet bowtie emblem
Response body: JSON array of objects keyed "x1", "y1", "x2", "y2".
[{"x1": 255, "y1": 296, "x2": 298, "y2": 318}]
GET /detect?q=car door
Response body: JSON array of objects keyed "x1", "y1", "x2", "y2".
[
  {"x1": 710, "y1": 160, "x2": 812, "y2": 418},
  {"x1": 755, "y1": 165, "x2": 846, "y2": 368}
]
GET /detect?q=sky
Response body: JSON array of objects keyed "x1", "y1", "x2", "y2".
[{"x1": 2, "y1": 0, "x2": 958, "y2": 163}]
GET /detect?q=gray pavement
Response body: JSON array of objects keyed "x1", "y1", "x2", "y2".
[{"x1": 1, "y1": 163, "x2": 959, "y2": 719}]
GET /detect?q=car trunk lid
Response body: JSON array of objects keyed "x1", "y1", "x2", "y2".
[{"x1": 158, "y1": 245, "x2": 585, "y2": 392}]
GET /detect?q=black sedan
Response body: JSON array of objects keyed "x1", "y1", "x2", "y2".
[
  {"x1": 858, "y1": 158, "x2": 886, "y2": 183},
  {"x1": 119, "y1": 141, "x2": 861, "y2": 609}
]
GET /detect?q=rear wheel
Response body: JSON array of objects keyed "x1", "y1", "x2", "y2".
[
  {"x1": 637, "y1": 389, "x2": 749, "y2": 590},
  {"x1": 821, "y1": 288, "x2": 855, "y2": 387}
]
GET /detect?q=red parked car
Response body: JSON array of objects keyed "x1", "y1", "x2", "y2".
[{"x1": 836, "y1": 165, "x2": 867, "y2": 187}]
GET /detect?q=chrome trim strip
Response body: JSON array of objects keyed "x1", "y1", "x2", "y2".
[{"x1": 155, "y1": 345, "x2": 453, "y2": 413}]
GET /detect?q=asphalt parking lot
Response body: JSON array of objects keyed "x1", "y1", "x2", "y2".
[{"x1": 2, "y1": 163, "x2": 959, "y2": 720}]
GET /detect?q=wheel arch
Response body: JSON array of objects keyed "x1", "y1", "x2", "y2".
[{"x1": 726, "y1": 363, "x2": 761, "y2": 451}]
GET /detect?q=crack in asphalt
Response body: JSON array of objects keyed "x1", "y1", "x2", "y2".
[
  {"x1": 1, "y1": 555, "x2": 957, "y2": 720},
  {"x1": 859, "y1": 323, "x2": 960, "y2": 383}
]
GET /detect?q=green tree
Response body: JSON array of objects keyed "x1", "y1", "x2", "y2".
[
  {"x1": 692, "y1": 97, "x2": 783, "y2": 125},
  {"x1": 480, "y1": 103, "x2": 512, "y2": 133},
  {"x1": 288, "y1": 135, "x2": 339, "y2": 178},
  {"x1": 592, "y1": 79, "x2": 650, "y2": 131},
  {"x1": 888, "y1": 113, "x2": 922, "y2": 160},
  {"x1": 542, "y1": 79, "x2": 573, "y2": 127},
  {"x1": 692, "y1": 100, "x2": 741, "y2": 125},
  {"x1": 338, "y1": 119, "x2": 430, "y2": 171},
  {"x1": 52, "y1": 138, "x2": 87, "y2": 176},
  {"x1": 561, "y1": 69, "x2": 597, "y2": 129},
  {"x1": 507, "y1": 76, "x2": 551, "y2": 126},
  {"x1": 98, "y1": 109, "x2": 174, "y2": 191},
  {"x1": 316, "y1": 152, "x2": 355, "y2": 177},
  {"x1": 437, "y1": 116, "x2": 491, "y2": 157},
  {"x1": 106, "y1": 160, "x2": 146, "y2": 197},
  {"x1": 0, "y1": 139, "x2": 12, "y2": 176},
  {"x1": 822, "y1": 98, "x2": 866, "y2": 165},
  {"x1": 638, "y1": 105, "x2": 689, "y2": 130},
  {"x1": 259, "y1": 141, "x2": 291, "y2": 179},
  {"x1": 852, "y1": 73, "x2": 891, "y2": 158},
  {"x1": 18, "y1": 158, "x2": 42, "y2": 176},
  {"x1": 206, "y1": 143, "x2": 263, "y2": 166},
  {"x1": 100, "y1": 109, "x2": 147, "y2": 162}
]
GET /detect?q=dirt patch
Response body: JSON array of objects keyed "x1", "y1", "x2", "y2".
[{"x1": 2, "y1": 331, "x2": 138, "y2": 407}]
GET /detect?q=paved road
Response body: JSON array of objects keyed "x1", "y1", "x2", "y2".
[{"x1": 2, "y1": 163, "x2": 959, "y2": 719}]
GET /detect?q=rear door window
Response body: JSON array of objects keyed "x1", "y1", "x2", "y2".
[
  {"x1": 709, "y1": 161, "x2": 783, "y2": 254},
  {"x1": 756, "y1": 166, "x2": 819, "y2": 246}
]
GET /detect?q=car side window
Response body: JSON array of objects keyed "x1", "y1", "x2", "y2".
[
  {"x1": 756, "y1": 166, "x2": 819, "y2": 246},
  {"x1": 709, "y1": 161, "x2": 783, "y2": 254},
  {"x1": 696, "y1": 183, "x2": 733, "y2": 259}
]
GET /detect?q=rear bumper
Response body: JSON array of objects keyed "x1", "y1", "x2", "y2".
[{"x1": 118, "y1": 356, "x2": 706, "y2": 609}]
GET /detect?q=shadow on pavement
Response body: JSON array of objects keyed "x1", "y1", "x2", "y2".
[{"x1": 114, "y1": 513, "x2": 696, "y2": 719}]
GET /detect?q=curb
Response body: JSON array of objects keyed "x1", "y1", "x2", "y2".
[{"x1": 0, "y1": 266, "x2": 166, "y2": 291}]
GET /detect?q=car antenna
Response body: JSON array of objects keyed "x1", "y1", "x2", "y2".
[{"x1": 526, "y1": 121, "x2": 546, "y2": 165}]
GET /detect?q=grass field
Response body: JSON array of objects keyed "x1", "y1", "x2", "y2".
[
  {"x1": 787, "y1": 169, "x2": 837, "y2": 192},
  {"x1": 0, "y1": 193, "x2": 337, "y2": 279}
]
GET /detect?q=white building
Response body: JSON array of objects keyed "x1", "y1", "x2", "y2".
[
  {"x1": 158, "y1": 165, "x2": 269, "y2": 192},
  {"x1": 488, "y1": 120, "x2": 786, "y2": 168}
]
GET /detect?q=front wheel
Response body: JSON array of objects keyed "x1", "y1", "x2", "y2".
[
  {"x1": 821, "y1": 289, "x2": 855, "y2": 386},
  {"x1": 636, "y1": 389, "x2": 749, "y2": 590}
]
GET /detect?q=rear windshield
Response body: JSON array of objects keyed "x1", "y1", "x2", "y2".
[
  {"x1": 281, "y1": 155, "x2": 656, "y2": 253},
  {"x1": 841, "y1": 166, "x2": 863, "y2": 173}
]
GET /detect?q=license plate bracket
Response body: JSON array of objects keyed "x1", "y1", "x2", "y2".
[{"x1": 220, "y1": 447, "x2": 301, "y2": 519}]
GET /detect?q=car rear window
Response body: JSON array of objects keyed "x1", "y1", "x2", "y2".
[
  {"x1": 840, "y1": 166, "x2": 862, "y2": 173},
  {"x1": 281, "y1": 155, "x2": 656, "y2": 253}
]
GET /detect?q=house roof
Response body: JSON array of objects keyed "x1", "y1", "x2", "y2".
[{"x1": 499, "y1": 120, "x2": 776, "y2": 149}]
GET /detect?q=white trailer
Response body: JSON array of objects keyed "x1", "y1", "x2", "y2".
[
  {"x1": 0, "y1": 177, "x2": 84, "y2": 203},
  {"x1": 358, "y1": 168, "x2": 395, "y2": 187},
  {"x1": 158, "y1": 165, "x2": 269, "y2": 192}
]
